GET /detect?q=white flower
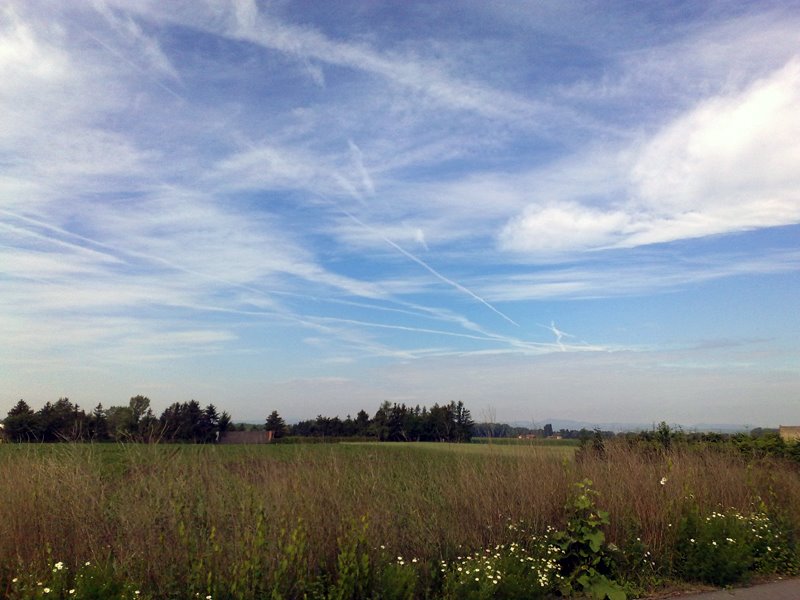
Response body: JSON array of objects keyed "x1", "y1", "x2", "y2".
[
  {"x1": 44, "y1": 588, "x2": 51, "y2": 594},
  {"x1": 55, "y1": 562, "x2": 64, "y2": 571},
  {"x1": 660, "y1": 477, "x2": 668, "y2": 486}
]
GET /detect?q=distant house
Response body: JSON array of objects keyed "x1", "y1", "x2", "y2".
[
  {"x1": 218, "y1": 430, "x2": 274, "y2": 444},
  {"x1": 779, "y1": 426, "x2": 800, "y2": 443}
]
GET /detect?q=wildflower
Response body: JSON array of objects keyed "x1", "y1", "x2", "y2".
[
  {"x1": 11, "y1": 578, "x2": 18, "y2": 583},
  {"x1": 660, "y1": 476, "x2": 668, "y2": 485},
  {"x1": 44, "y1": 588, "x2": 51, "y2": 594},
  {"x1": 69, "y1": 590, "x2": 75, "y2": 595},
  {"x1": 55, "y1": 561, "x2": 65, "y2": 571}
]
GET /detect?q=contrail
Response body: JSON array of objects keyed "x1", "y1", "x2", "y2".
[
  {"x1": 339, "y1": 207, "x2": 519, "y2": 327},
  {"x1": 347, "y1": 140, "x2": 374, "y2": 195},
  {"x1": 82, "y1": 30, "x2": 185, "y2": 103},
  {"x1": 314, "y1": 316, "x2": 507, "y2": 342},
  {"x1": 0, "y1": 208, "x2": 282, "y2": 305},
  {"x1": 538, "y1": 320, "x2": 574, "y2": 351}
]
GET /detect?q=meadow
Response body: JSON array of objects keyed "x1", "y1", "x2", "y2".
[{"x1": 1, "y1": 439, "x2": 798, "y2": 599}]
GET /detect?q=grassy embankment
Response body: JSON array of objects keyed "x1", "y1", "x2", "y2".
[{"x1": 0, "y1": 440, "x2": 798, "y2": 598}]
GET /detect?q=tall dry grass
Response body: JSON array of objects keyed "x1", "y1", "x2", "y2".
[
  {"x1": 0, "y1": 440, "x2": 798, "y2": 592},
  {"x1": 578, "y1": 442, "x2": 800, "y2": 559}
]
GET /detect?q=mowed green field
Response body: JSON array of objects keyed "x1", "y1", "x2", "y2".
[
  {"x1": 0, "y1": 437, "x2": 578, "y2": 469},
  {"x1": 343, "y1": 439, "x2": 578, "y2": 457}
]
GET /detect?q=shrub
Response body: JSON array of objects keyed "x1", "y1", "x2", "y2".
[
  {"x1": 440, "y1": 532, "x2": 561, "y2": 599},
  {"x1": 674, "y1": 503, "x2": 798, "y2": 585}
]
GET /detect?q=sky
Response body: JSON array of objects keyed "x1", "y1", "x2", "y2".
[{"x1": 1, "y1": 0, "x2": 799, "y2": 428}]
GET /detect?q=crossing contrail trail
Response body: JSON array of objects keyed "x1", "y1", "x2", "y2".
[
  {"x1": 538, "y1": 320, "x2": 573, "y2": 351},
  {"x1": 338, "y1": 207, "x2": 519, "y2": 327}
]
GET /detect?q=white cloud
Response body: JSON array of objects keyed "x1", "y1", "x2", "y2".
[
  {"x1": 501, "y1": 58, "x2": 800, "y2": 254},
  {"x1": 101, "y1": 0, "x2": 543, "y2": 122},
  {"x1": 626, "y1": 57, "x2": 800, "y2": 245},
  {"x1": 500, "y1": 203, "x2": 632, "y2": 253}
]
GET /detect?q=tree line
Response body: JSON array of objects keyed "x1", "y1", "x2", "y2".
[
  {"x1": 2, "y1": 398, "x2": 474, "y2": 443},
  {"x1": 1, "y1": 396, "x2": 230, "y2": 443},
  {"x1": 265, "y1": 400, "x2": 474, "y2": 442}
]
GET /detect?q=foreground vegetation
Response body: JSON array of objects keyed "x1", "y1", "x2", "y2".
[{"x1": 1, "y1": 439, "x2": 798, "y2": 599}]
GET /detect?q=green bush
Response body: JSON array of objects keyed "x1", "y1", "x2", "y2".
[
  {"x1": 440, "y1": 535, "x2": 560, "y2": 600},
  {"x1": 7, "y1": 560, "x2": 145, "y2": 600},
  {"x1": 674, "y1": 504, "x2": 798, "y2": 585}
]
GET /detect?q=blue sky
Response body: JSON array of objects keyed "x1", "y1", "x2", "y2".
[{"x1": 1, "y1": 0, "x2": 799, "y2": 427}]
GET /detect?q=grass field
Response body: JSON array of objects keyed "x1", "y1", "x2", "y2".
[{"x1": 1, "y1": 440, "x2": 798, "y2": 598}]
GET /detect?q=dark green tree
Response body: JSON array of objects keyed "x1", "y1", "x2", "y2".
[
  {"x1": 106, "y1": 405, "x2": 136, "y2": 441},
  {"x1": 88, "y1": 403, "x2": 109, "y2": 441},
  {"x1": 218, "y1": 411, "x2": 232, "y2": 434},
  {"x1": 453, "y1": 401, "x2": 474, "y2": 443},
  {"x1": 198, "y1": 404, "x2": 220, "y2": 443},
  {"x1": 371, "y1": 401, "x2": 392, "y2": 441},
  {"x1": 265, "y1": 410, "x2": 287, "y2": 438},
  {"x1": 354, "y1": 409, "x2": 371, "y2": 436},
  {"x1": 3, "y1": 400, "x2": 37, "y2": 442}
]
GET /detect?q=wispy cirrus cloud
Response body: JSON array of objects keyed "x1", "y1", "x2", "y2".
[{"x1": 2, "y1": 0, "x2": 798, "y2": 423}]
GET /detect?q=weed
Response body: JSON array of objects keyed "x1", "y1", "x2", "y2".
[{"x1": 551, "y1": 480, "x2": 626, "y2": 600}]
